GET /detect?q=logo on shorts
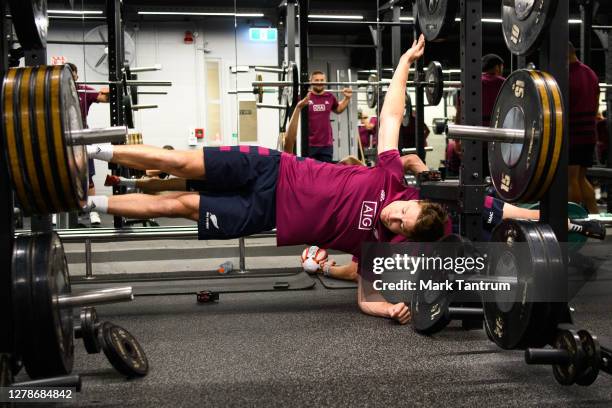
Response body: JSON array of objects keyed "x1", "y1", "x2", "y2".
[
  {"x1": 205, "y1": 212, "x2": 219, "y2": 230},
  {"x1": 487, "y1": 211, "x2": 494, "y2": 225},
  {"x1": 312, "y1": 104, "x2": 326, "y2": 112},
  {"x1": 358, "y1": 201, "x2": 377, "y2": 230}
]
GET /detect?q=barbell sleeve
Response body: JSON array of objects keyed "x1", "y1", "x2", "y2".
[
  {"x1": 13, "y1": 375, "x2": 82, "y2": 391},
  {"x1": 132, "y1": 104, "x2": 159, "y2": 110},
  {"x1": 56, "y1": 286, "x2": 134, "y2": 308},
  {"x1": 138, "y1": 91, "x2": 168, "y2": 95},
  {"x1": 525, "y1": 348, "x2": 571, "y2": 365},
  {"x1": 253, "y1": 66, "x2": 286, "y2": 73},
  {"x1": 129, "y1": 64, "x2": 162, "y2": 73},
  {"x1": 401, "y1": 146, "x2": 434, "y2": 154},
  {"x1": 78, "y1": 81, "x2": 172, "y2": 86},
  {"x1": 446, "y1": 124, "x2": 525, "y2": 143},
  {"x1": 70, "y1": 126, "x2": 128, "y2": 145},
  {"x1": 257, "y1": 103, "x2": 287, "y2": 110}
]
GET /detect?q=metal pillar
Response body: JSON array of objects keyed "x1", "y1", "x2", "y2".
[
  {"x1": 106, "y1": 0, "x2": 126, "y2": 228},
  {"x1": 0, "y1": 0, "x2": 14, "y2": 358},
  {"x1": 413, "y1": 3, "x2": 425, "y2": 161},
  {"x1": 391, "y1": 6, "x2": 402, "y2": 67},
  {"x1": 606, "y1": 30, "x2": 612, "y2": 211},
  {"x1": 579, "y1": 0, "x2": 593, "y2": 66},
  {"x1": 285, "y1": 1, "x2": 296, "y2": 64},
  {"x1": 459, "y1": 0, "x2": 484, "y2": 242},
  {"x1": 299, "y1": 0, "x2": 309, "y2": 157},
  {"x1": 539, "y1": 0, "x2": 568, "y2": 243}
]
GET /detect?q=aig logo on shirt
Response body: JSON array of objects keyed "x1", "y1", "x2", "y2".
[
  {"x1": 358, "y1": 201, "x2": 377, "y2": 230},
  {"x1": 312, "y1": 104, "x2": 326, "y2": 112}
]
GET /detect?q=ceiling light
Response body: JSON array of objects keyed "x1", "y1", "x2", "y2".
[
  {"x1": 48, "y1": 10, "x2": 103, "y2": 15},
  {"x1": 308, "y1": 14, "x2": 363, "y2": 20},
  {"x1": 138, "y1": 11, "x2": 264, "y2": 17}
]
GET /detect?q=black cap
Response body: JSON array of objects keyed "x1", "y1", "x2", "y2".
[{"x1": 482, "y1": 54, "x2": 504, "y2": 72}]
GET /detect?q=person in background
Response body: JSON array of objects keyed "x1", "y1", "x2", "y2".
[
  {"x1": 357, "y1": 110, "x2": 378, "y2": 163},
  {"x1": 68, "y1": 62, "x2": 110, "y2": 226},
  {"x1": 567, "y1": 42, "x2": 600, "y2": 214},
  {"x1": 296, "y1": 71, "x2": 352, "y2": 162}
]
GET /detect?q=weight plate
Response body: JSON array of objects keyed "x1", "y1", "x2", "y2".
[
  {"x1": 417, "y1": 0, "x2": 458, "y2": 41},
  {"x1": 412, "y1": 234, "x2": 467, "y2": 334},
  {"x1": 552, "y1": 329, "x2": 585, "y2": 386},
  {"x1": 531, "y1": 71, "x2": 563, "y2": 201},
  {"x1": 366, "y1": 74, "x2": 378, "y2": 109},
  {"x1": 425, "y1": 61, "x2": 444, "y2": 106},
  {"x1": 7, "y1": 0, "x2": 48, "y2": 49},
  {"x1": 402, "y1": 90, "x2": 412, "y2": 128},
  {"x1": 101, "y1": 322, "x2": 149, "y2": 377},
  {"x1": 80, "y1": 307, "x2": 101, "y2": 354},
  {"x1": 2, "y1": 65, "x2": 87, "y2": 215},
  {"x1": 575, "y1": 330, "x2": 601, "y2": 386},
  {"x1": 522, "y1": 202, "x2": 588, "y2": 251},
  {"x1": 287, "y1": 62, "x2": 299, "y2": 107},
  {"x1": 11, "y1": 235, "x2": 36, "y2": 374},
  {"x1": 488, "y1": 70, "x2": 555, "y2": 203},
  {"x1": 13, "y1": 233, "x2": 74, "y2": 378},
  {"x1": 502, "y1": 0, "x2": 558, "y2": 56},
  {"x1": 483, "y1": 219, "x2": 556, "y2": 349},
  {"x1": 279, "y1": 91, "x2": 290, "y2": 133}
]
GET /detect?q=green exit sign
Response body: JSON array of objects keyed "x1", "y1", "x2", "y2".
[{"x1": 249, "y1": 28, "x2": 277, "y2": 42}]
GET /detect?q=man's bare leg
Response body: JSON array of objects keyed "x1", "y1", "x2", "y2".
[
  {"x1": 89, "y1": 145, "x2": 205, "y2": 179},
  {"x1": 105, "y1": 192, "x2": 200, "y2": 220}
]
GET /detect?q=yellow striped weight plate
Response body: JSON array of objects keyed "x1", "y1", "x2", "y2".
[
  {"x1": 488, "y1": 69, "x2": 560, "y2": 203},
  {"x1": 1, "y1": 65, "x2": 88, "y2": 215}
]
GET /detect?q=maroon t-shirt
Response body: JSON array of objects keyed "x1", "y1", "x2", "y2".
[
  {"x1": 481, "y1": 73, "x2": 505, "y2": 126},
  {"x1": 275, "y1": 149, "x2": 419, "y2": 260},
  {"x1": 308, "y1": 92, "x2": 338, "y2": 147},
  {"x1": 569, "y1": 61, "x2": 599, "y2": 146},
  {"x1": 77, "y1": 84, "x2": 99, "y2": 128},
  {"x1": 358, "y1": 117, "x2": 378, "y2": 148}
]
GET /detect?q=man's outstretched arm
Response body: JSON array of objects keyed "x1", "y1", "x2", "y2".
[
  {"x1": 357, "y1": 275, "x2": 411, "y2": 325},
  {"x1": 378, "y1": 35, "x2": 425, "y2": 154},
  {"x1": 284, "y1": 93, "x2": 310, "y2": 153}
]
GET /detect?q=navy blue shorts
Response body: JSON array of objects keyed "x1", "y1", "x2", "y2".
[
  {"x1": 197, "y1": 146, "x2": 280, "y2": 240},
  {"x1": 309, "y1": 146, "x2": 333, "y2": 162},
  {"x1": 88, "y1": 158, "x2": 95, "y2": 188}
]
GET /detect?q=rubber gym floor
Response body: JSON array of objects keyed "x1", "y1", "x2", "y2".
[{"x1": 13, "y1": 279, "x2": 610, "y2": 407}]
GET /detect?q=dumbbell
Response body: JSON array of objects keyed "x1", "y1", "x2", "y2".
[{"x1": 525, "y1": 329, "x2": 601, "y2": 386}]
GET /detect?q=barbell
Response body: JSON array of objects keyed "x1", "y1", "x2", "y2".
[
  {"x1": 12, "y1": 232, "x2": 134, "y2": 378},
  {"x1": 1, "y1": 65, "x2": 132, "y2": 216},
  {"x1": 445, "y1": 69, "x2": 563, "y2": 204},
  {"x1": 250, "y1": 60, "x2": 459, "y2": 108}
]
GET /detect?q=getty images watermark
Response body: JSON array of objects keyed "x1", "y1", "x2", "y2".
[{"x1": 358, "y1": 241, "x2": 591, "y2": 304}]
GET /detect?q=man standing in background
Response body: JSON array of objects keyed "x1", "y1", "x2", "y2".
[
  {"x1": 567, "y1": 42, "x2": 600, "y2": 213},
  {"x1": 68, "y1": 62, "x2": 110, "y2": 225},
  {"x1": 298, "y1": 71, "x2": 352, "y2": 162}
]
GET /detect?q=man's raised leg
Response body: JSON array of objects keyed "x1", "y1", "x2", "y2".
[
  {"x1": 88, "y1": 144, "x2": 205, "y2": 179},
  {"x1": 86, "y1": 192, "x2": 200, "y2": 221}
]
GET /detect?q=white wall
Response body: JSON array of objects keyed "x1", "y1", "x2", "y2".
[{"x1": 46, "y1": 19, "x2": 278, "y2": 193}]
